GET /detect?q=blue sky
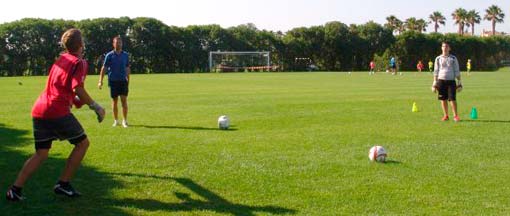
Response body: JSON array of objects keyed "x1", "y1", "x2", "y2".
[{"x1": 1, "y1": 0, "x2": 509, "y2": 34}]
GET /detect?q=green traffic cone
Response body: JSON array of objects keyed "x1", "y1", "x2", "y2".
[{"x1": 470, "y1": 107, "x2": 478, "y2": 119}]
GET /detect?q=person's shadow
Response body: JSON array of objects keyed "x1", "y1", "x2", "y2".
[{"x1": 108, "y1": 172, "x2": 297, "y2": 216}]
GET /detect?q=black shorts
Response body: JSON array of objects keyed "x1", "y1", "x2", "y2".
[
  {"x1": 391, "y1": 64, "x2": 396, "y2": 69},
  {"x1": 109, "y1": 81, "x2": 129, "y2": 98},
  {"x1": 33, "y1": 114, "x2": 87, "y2": 150},
  {"x1": 437, "y1": 79, "x2": 457, "y2": 101}
]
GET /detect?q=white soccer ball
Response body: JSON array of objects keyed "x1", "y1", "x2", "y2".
[
  {"x1": 218, "y1": 115, "x2": 230, "y2": 130},
  {"x1": 369, "y1": 146, "x2": 387, "y2": 162}
]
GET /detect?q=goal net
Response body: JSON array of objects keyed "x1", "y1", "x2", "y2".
[{"x1": 209, "y1": 51, "x2": 278, "y2": 72}]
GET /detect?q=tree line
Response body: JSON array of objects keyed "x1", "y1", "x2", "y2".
[
  {"x1": 387, "y1": 5, "x2": 506, "y2": 36},
  {"x1": 0, "y1": 16, "x2": 509, "y2": 76}
]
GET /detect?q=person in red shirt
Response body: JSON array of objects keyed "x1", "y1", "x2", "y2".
[
  {"x1": 369, "y1": 61, "x2": 376, "y2": 75},
  {"x1": 6, "y1": 29, "x2": 105, "y2": 202},
  {"x1": 417, "y1": 60, "x2": 424, "y2": 74}
]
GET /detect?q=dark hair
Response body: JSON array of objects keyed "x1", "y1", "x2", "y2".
[
  {"x1": 113, "y1": 35, "x2": 122, "y2": 42},
  {"x1": 61, "y1": 29, "x2": 83, "y2": 52},
  {"x1": 442, "y1": 41, "x2": 450, "y2": 46}
]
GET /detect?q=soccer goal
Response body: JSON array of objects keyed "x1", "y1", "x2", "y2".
[{"x1": 209, "y1": 51, "x2": 277, "y2": 72}]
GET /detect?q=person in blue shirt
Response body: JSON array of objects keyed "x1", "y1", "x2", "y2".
[
  {"x1": 98, "y1": 35, "x2": 131, "y2": 128},
  {"x1": 389, "y1": 57, "x2": 397, "y2": 75}
]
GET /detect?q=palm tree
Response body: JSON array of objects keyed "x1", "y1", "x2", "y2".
[
  {"x1": 466, "y1": 10, "x2": 481, "y2": 36},
  {"x1": 405, "y1": 17, "x2": 418, "y2": 32},
  {"x1": 395, "y1": 19, "x2": 405, "y2": 34},
  {"x1": 484, "y1": 5, "x2": 505, "y2": 36},
  {"x1": 416, "y1": 19, "x2": 428, "y2": 33},
  {"x1": 403, "y1": 18, "x2": 427, "y2": 33},
  {"x1": 429, "y1": 11, "x2": 446, "y2": 33},
  {"x1": 463, "y1": 22, "x2": 471, "y2": 35},
  {"x1": 452, "y1": 8, "x2": 468, "y2": 35},
  {"x1": 385, "y1": 15, "x2": 402, "y2": 34}
]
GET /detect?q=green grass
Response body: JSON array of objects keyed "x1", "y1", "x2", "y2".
[
  {"x1": 496, "y1": 66, "x2": 510, "y2": 72},
  {"x1": 1, "y1": 71, "x2": 509, "y2": 215}
]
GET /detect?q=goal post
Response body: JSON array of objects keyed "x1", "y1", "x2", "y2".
[{"x1": 209, "y1": 51, "x2": 275, "y2": 72}]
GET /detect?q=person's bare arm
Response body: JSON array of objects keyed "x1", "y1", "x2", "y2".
[
  {"x1": 126, "y1": 66, "x2": 130, "y2": 83},
  {"x1": 98, "y1": 66, "x2": 106, "y2": 89},
  {"x1": 432, "y1": 58, "x2": 439, "y2": 92}
]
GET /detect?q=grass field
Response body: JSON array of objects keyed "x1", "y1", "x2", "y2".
[{"x1": 1, "y1": 71, "x2": 509, "y2": 215}]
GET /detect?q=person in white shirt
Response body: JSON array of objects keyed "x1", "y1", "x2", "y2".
[{"x1": 432, "y1": 42, "x2": 462, "y2": 122}]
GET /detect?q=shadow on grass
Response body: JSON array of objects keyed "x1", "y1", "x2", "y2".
[
  {"x1": 0, "y1": 123, "x2": 128, "y2": 215},
  {"x1": 0, "y1": 123, "x2": 33, "y2": 193},
  {"x1": 0, "y1": 124, "x2": 32, "y2": 186},
  {"x1": 108, "y1": 172, "x2": 297, "y2": 216},
  {"x1": 383, "y1": 159, "x2": 402, "y2": 165},
  {"x1": 130, "y1": 124, "x2": 238, "y2": 131},
  {"x1": 1, "y1": 124, "x2": 291, "y2": 215},
  {"x1": 462, "y1": 119, "x2": 510, "y2": 123}
]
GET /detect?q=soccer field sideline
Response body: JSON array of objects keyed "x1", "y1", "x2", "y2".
[{"x1": 1, "y1": 71, "x2": 509, "y2": 215}]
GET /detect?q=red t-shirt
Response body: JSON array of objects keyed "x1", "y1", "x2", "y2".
[
  {"x1": 31, "y1": 53, "x2": 88, "y2": 119},
  {"x1": 369, "y1": 62, "x2": 375, "y2": 69}
]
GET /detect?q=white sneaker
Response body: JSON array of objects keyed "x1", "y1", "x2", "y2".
[
  {"x1": 112, "y1": 120, "x2": 119, "y2": 127},
  {"x1": 122, "y1": 120, "x2": 128, "y2": 128}
]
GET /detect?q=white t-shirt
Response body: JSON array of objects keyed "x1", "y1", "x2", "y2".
[{"x1": 434, "y1": 54, "x2": 460, "y2": 80}]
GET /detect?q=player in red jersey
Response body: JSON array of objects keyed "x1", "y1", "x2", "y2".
[{"x1": 6, "y1": 29, "x2": 105, "y2": 201}]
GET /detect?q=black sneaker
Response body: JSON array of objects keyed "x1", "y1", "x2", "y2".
[
  {"x1": 6, "y1": 186, "x2": 25, "y2": 201},
  {"x1": 54, "y1": 182, "x2": 81, "y2": 197}
]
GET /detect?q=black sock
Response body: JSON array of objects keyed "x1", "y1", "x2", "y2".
[
  {"x1": 11, "y1": 185, "x2": 22, "y2": 192},
  {"x1": 57, "y1": 180, "x2": 70, "y2": 187}
]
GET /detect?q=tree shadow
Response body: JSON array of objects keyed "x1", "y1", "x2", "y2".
[
  {"x1": 0, "y1": 123, "x2": 31, "y2": 147},
  {"x1": 130, "y1": 124, "x2": 238, "y2": 131},
  {"x1": 462, "y1": 119, "x2": 510, "y2": 123},
  {"x1": 108, "y1": 172, "x2": 297, "y2": 216},
  {"x1": 0, "y1": 123, "x2": 127, "y2": 215},
  {"x1": 0, "y1": 123, "x2": 32, "y2": 185}
]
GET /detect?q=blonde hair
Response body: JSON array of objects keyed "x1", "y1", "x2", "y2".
[{"x1": 61, "y1": 28, "x2": 83, "y2": 53}]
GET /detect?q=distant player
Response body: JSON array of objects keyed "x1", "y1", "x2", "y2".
[
  {"x1": 466, "y1": 59, "x2": 472, "y2": 76},
  {"x1": 428, "y1": 60, "x2": 434, "y2": 73},
  {"x1": 6, "y1": 29, "x2": 105, "y2": 201},
  {"x1": 98, "y1": 36, "x2": 131, "y2": 128},
  {"x1": 431, "y1": 42, "x2": 462, "y2": 122},
  {"x1": 369, "y1": 60, "x2": 376, "y2": 75},
  {"x1": 389, "y1": 57, "x2": 397, "y2": 75},
  {"x1": 417, "y1": 60, "x2": 424, "y2": 74}
]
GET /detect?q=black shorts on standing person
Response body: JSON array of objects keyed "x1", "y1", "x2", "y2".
[
  {"x1": 436, "y1": 80, "x2": 456, "y2": 101},
  {"x1": 109, "y1": 80, "x2": 129, "y2": 99}
]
